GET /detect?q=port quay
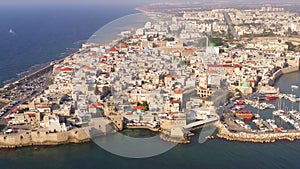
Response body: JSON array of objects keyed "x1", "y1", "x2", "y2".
[{"x1": 2, "y1": 4, "x2": 300, "y2": 148}]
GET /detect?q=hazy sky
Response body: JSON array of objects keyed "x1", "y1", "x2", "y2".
[
  {"x1": 1, "y1": 0, "x2": 148, "y2": 6},
  {"x1": 2, "y1": 0, "x2": 299, "y2": 6}
]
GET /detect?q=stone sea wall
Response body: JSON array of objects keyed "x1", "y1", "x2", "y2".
[
  {"x1": 216, "y1": 122, "x2": 300, "y2": 143},
  {"x1": 0, "y1": 128, "x2": 91, "y2": 148},
  {"x1": 269, "y1": 66, "x2": 299, "y2": 86}
]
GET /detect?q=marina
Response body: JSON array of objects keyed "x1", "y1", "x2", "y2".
[{"x1": 218, "y1": 71, "x2": 300, "y2": 142}]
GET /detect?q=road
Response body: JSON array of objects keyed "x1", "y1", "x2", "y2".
[
  {"x1": 0, "y1": 72, "x2": 52, "y2": 131},
  {"x1": 223, "y1": 11, "x2": 238, "y2": 39}
]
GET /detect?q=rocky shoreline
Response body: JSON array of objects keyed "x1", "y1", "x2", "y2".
[
  {"x1": 159, "y1": 130, "x2": 190, "y2": 144},
  {"x1": 216, "y1": 122, "x2": 300, "y2": 143}
]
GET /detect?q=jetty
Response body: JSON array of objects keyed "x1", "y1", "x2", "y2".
[{"x1": 216, "y1": 122, "x2": 300, "y2": 143}]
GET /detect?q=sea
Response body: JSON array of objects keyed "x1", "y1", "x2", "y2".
[
  {"x1": 0, "y1": 4, "x2": 138, "y2": 87},
  {"x1": 1, "y1": 4, "x2": 300, "y2": 169}
]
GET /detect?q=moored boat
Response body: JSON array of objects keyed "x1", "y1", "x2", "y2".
[
  {"x1": 266, "y1": 96, "x2": 278, "y2": 101},
  {"x1": 235, "y1": 110, "x2": 253, "y2": 119},
  {"x1": 254, "y1": 113, "x2": 260, "y2": 118}
]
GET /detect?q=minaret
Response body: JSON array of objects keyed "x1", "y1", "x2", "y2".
[{"x1": 206, "y1": 36, "x2": 209, "y2": 49}]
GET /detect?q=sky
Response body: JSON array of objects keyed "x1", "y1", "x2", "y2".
[
  {"x1": 2, "y1": 0, "x2": 300, "y2": 7},
  {"x1": 1, "y1": 0, "x2": 148, "y2": 6}
]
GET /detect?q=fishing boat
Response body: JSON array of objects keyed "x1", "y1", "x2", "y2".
[
  {"x1": 254, "y1": 113, "x2": 260, "y2": 118},
  {"x1": 266, "y1": 96, "x2": 278, "y2": 101},
  {"x1": 9, "y1": 28, "x2": 15, "y2": 34},
  {"x1": 272, "y1": 109, "x2": 284, "y2": 116},
  {"x1": 235, "y1": 110, "x2": 253, "y2": 119},
  {"x1": 291, "y1": 85, "x2": 299, "y2": 89}
]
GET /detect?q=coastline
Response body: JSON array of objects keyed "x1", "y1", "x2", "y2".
[
  {"x1": 0, "y1": 128, "x2": 91, "y2": 149},
  {"x1": 1, "y1": 6, "x2": 300, "y2": 150},
  {"x1": 0, "y1": 100, "x2": 8, "y2": 109},
  {"x1": 216, "y1": 121, "x2": 300, "y2": 143},
  {"x1": 268, "y1": 66, "x2": 299, "y2": 86}
]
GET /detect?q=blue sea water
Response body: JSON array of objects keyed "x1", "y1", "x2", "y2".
[{"x1": 0, "y1": 5, "x2": 138, "y2": 87}]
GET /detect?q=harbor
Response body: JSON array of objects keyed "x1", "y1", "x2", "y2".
[{"x1": 216, "y1": 69, "x2": 300, "y2": 142}]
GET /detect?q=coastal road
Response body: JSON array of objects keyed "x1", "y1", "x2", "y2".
[{"x1": 0, "y1": 72, "x2": 53, "y2": 131}]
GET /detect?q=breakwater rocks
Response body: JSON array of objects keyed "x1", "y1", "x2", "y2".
[
  {"x1": 160, "y1": 131, "x2": 190, "y2": 144},
  {"x1": 0, "y1": 128, "x2": 91, "y2": 148},
  {"x1": 216, "y1": 122, "x2": 300, "y2": 143}
]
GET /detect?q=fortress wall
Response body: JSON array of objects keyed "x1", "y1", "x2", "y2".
[
  {"x1": 0, "y1": 128, "x2": 90, "y2": 148},
  {"x1": 269, "y1": 66, "x2": 299, "y2": 86}
]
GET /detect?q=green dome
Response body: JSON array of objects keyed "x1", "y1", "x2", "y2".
[{"x1": 242, "y1": 83, "x2": 250, "y2": 87}]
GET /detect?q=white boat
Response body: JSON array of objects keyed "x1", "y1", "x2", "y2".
[
  {"x1": 291, "y1": 85, "x2": 299, "y2": 89},
  {"x1": 273, "y1": 110, "x2": 284, "y2": 116},
  {"x1": 9, "y1": 28, "x2": 15, "y2": 34}
]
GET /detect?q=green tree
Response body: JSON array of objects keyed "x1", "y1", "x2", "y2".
[
  {"x1": 163, "y1": 37, "x2": 175, "y2": 41},
  {"x1": 142, "y1": 101, "x2": 149, "y2": 111},
  {"x1": 209, "y1": 37, "x2": 223, "y2": 46},
  {"x1": 285, "y1": 41, "x2": 296, "y2": 51}
]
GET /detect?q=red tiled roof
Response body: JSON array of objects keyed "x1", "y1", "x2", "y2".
[
  {"x1": 27, "y1": 113, "x2": 36, "y2": 117},
  {"x1": 121, "y1": 45, "x2": 128, "y2": 48},
  {"x1": 133, "y1": 106, "x2": 144, "y2": 110},
  {"x1": 60, "y1": 67, "x2": 73, "y2": 72},
  {"x1": 208, "y1": 64, "x2": 233, "y2": 68},
  {"x1": 89, "y1": 104, "x2": 96, "y2": 109},
  {"x1": 55, "y1": 65, "x2": 62, "y2": 69},
  {"x1": 95, "y1": 103, "x2": 104, "y2": 107},
  {"x1": 82, "y1": 65, "x2": 94, "y2": 70},
  {"x1": 39, "y1": 105, "x2": 51, "y2": 109},
  {"x1": 12, "y1": 108, "x2": 19, "y2": 113},
  {"x1": 208, "y1": 70, "x2": 218, "y2": 74},
  {"x1": 171, "y1": 100, "x2": 180, "y2": 104},
  {"x1": 175, "y1": 89, "x2": 183, "y2": 94},
  {"x1": 234, "y1": 64, "x2": 242, "y2": 68},
  {"x1": 108, "y1": 48, "x2": 119, "y2": 53},
  {"x1": 185, "y1": 48, "x2": 194, "y2": 50}
]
